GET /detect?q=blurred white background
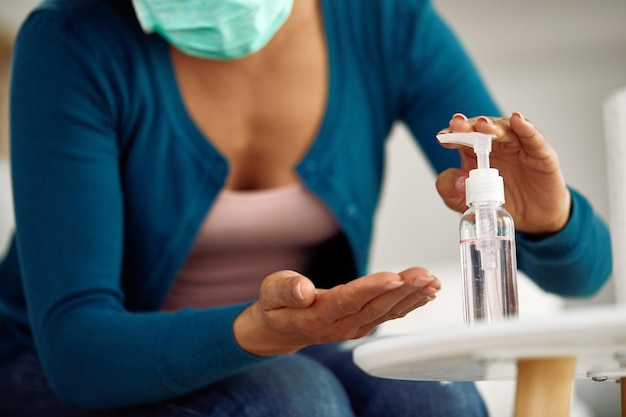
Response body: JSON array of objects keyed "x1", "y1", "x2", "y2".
[{"x1": 1, "y1": 0, "x2": 625, "y2": 415}]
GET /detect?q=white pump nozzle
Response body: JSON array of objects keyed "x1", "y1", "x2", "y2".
[
  {"x1": 436, "y1": 132, "x2": 504, "y2": 206},
  {"x1": 436, "y1": 132, "x2": 494, "y2": 170}
]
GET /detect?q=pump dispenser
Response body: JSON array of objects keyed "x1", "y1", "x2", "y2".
[{"x1": 437, "y1": 132, "x2": 519, "y2": 325}]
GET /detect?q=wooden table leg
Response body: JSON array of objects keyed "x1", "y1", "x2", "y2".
[{"x1": 514, "y1": 356, "x2": 576, "y2": 417}]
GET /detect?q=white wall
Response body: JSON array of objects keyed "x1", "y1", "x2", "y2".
[{"x1": 0, "y1": 0, "x2": 36, "y2": 34}]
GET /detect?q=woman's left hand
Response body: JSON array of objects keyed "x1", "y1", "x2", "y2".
[{"x1": 435, "y1": 112, "x2": 571, "y2": 236}]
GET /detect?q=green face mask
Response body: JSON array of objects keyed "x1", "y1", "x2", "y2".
[{"x1": 131, "y1": 0, "x2": 294, "y2": 60}]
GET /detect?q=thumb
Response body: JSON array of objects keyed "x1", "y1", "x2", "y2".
[
  {"x1": 509, "y1": 111, "x2": 537, "y2": 139},
  {"x1": 259, "y1": 270, "x2": 317, "y2": 311},
  {"x1": 435, "y1": 168, "x2": 467, "y2": 214}
]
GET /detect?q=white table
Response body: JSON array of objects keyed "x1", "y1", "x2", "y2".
[{"x1": 354, "y1": 306, "x2": 626, "y2": 417}]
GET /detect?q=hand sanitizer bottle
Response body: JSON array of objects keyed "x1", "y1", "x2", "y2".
[{"x1": 437, "y1": 132, "x2": 519, "y2": 325}]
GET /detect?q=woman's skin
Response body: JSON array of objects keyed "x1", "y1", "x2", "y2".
[
  {"x1": 437, "y1": 112, "x2": 571, "y2": 236},
  {"x1": 170, "y1": 0, "x2": 327, "y2": 191},
  {"x1": 234, "y1": 268, "x2": 441, "y2": 357},
  {"x1": 168, "y1": 0, "x2": 572, "y2": 357}
]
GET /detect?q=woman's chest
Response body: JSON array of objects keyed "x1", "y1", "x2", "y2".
[{"x1": 170, "y1": 26, "x2": 328, "y2": 190}]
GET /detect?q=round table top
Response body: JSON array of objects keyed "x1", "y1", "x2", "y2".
[{"x1": 353, "y1": 305, "x2": 626, "y2": 382}]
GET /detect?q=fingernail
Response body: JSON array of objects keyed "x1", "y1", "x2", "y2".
[
  {"x1": 422, "y1": 286, "x2": 439, "y2": 295},
  {"x1": 384, "y1": 280, "x2": 405, "y2": 290},
  {"x1": 293, "y1": 282, "x2": 305, "y2": 301},
  {"x1": 478, "y1": 116, "x2": 494, "y2": 125},
  {"x1": 512, "y1": 111, "x2": 526, "y2": 122},
  {"x1": 408, "y1": 272, "x2": 434, "y2": 287},
  {"x1": 452, "y1": 113, "x2": 468, "y2": 122}
]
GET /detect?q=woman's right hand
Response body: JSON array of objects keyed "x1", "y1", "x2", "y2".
[{"x1": 233, "y1": 268, "x2": 440, "y2": 357}]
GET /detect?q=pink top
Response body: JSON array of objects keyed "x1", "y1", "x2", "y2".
[{"x1": 161, "y1": 183, "x2": 340, "y2": 311}]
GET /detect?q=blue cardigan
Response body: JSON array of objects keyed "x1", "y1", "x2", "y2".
[{"x1": 0, "y1": 0, "x2": 612, "y2": 409}]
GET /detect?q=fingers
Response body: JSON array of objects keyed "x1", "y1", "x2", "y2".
[
  {"x1": 259, "y1": 270, "x2": 317, "y2": 311},
  {"x1": 327, "y1": 271, "x2": 405, "y2": 317},
  {"x1": 508, "y1": 112, "x2": 551, "y2": 156},
  {"x1": 509, "y1": 112, "x2": 535, "y2": 138},
  {"x1": 386, "y1": 268, "x2": 440, "y2": 317},
  {"x1": 447, "y1": 112, "x2": 536, "y2": 143},
  {"x1": 335, "y1": 268, "x2": 440, "y2": 335},
  {"x1": 444, "y1": 112, "x2": 502, "y2": 135},
  {"x1": 248, "y1": 267, "x2": 443, "y2": 351},
  {"x1": 439, "y1": 112, "x2": 570, "y2": 235},
  {"x1": 400, "y1": 268, "x2": 441, "y2": 293},
  {"x1": 444, "y1": 112, "x2": 558, "y2": 161},
  {"x1": 435, "y1": 167, "x2": 468, "y2": 213},
  {"x1": 448, "y1": 113, "x2": 506, "y2": 138},
  {"x1": 448, "y1": 113, "x2": 472, "y2": 132},
  {"x1": 359, "y1": 292, "x2": 437, "y2": 335},
  {"x1": 373, "y1": 269, "x2": 441, "y2": 323},
  {"x1": 379, "y1": 268, "x2": 440, "y2": 317}
]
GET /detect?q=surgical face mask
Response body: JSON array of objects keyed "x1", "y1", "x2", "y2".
[{"x1": 131, "y1": 0, "x2": 294, "y2": 60}]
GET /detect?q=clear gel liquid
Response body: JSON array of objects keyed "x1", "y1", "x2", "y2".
[{"x1": 460, "y1": 236, "x2": 518, "y2": 324}]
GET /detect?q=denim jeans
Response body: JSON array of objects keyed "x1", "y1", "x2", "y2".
[{"x1": 0, "y1": 344, "x2": 488, "y2": 417}]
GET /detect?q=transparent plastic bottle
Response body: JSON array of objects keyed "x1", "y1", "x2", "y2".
[
  {"x1": 460, "y1": 201, "x2": 518, "y2": 324},
  {"x1": 437, "y1": 131, "x2": 519, "y2": 325}
]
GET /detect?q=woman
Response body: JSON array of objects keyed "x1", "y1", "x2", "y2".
[{"x1": 0, "y1": 0, "x2": 611, "y2": 415}]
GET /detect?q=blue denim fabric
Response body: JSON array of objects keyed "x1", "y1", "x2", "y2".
[
  {"x1": 0, "y1": 346, "x2": 488, "y2": 417},
  {"x1": 301, "y1": 343, "x2": 488, "y2": 417}
]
